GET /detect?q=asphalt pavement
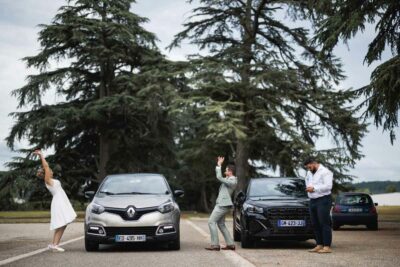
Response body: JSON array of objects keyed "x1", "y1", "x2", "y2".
[{"x1": 0, "y1": 219, "x2": 399, "y2": 267}]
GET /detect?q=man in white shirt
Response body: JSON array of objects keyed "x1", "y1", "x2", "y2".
[{"x1": 304, "y1": 157, "x2": 333, "y2": 253}]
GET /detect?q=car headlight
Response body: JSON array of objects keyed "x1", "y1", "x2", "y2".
[
  {"x1": 243, "y1": 203, "x2": 263, "y2": 214},
  {"x1": 90, "y1": 203, "x2": 105, "y2": 214},
  {"x1": 158, "y1": 201, "x2": 175, "y2": 213}
]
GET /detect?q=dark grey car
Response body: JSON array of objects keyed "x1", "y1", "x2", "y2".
[{"x1": 84, "y1": 173, "x2": 184, "y2": 251}]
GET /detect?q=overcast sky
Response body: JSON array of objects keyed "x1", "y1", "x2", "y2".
[{"x1": 0, "y1": 0, "x2": 399, "y2": 182}]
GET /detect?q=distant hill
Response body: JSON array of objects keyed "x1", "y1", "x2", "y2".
[{"x1": 350, "y1": 181, "x2": 400, "y2": 194}]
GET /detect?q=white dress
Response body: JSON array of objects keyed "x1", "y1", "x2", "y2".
[{"x1": 45, "y1": 179, "x2": 77, "y2": 230}]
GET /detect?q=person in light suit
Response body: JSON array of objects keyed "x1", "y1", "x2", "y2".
[{"x1": 205, "y1": 156, "x2": 238, "y2": 251}]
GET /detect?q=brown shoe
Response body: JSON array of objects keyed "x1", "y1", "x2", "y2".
[
  {"x1": 221, "y1": 245, "x2": 235, "y2": 250},
  {"x1": 205, "y1": 245, "x2": 220, "y2": 251},
  {"x1": 308, "y1": 246, "x2": 323, "y2": 253},
  {"x1": 318, "y1": 247, "x2": 332, "y2": 253}
]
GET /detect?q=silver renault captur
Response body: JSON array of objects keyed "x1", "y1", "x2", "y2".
[{"x1": 84, "y1": 173, "x2": 184, "y2": 251}]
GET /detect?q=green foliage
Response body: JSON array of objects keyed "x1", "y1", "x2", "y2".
[
  {"x1": 6, "y1": 0, "x2": 181, "y2": 207},
  {"x1": 352, "y1": 181, "x2": 400, "y2": 194},
  {"x1": 385, "y1": 184, "x2": 397, "y2": 193},
  {"x1": 170, "y1": 0, "x2": 366, "y2": 189},
  {"x1": 355, "y1": 188, "x2": 371, "y2": 195},
  {"x1": 311, "y1": 0, "x2": 400, "y2": 143}
]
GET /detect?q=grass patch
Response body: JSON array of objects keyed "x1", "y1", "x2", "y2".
[
  {"x1": 377, "y1": 206, "x2": 400, "y2": 222},
  {"x1": 0, "y1": 211, "x2": 85, "y2": 223},
  {"x1": 0, "y1": 210, "x2": 216, "y2": 223}
]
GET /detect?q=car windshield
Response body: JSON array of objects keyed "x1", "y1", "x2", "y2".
[
  {"x1": 338, "y1": 195, "x2": 372, "y2": 206},
  {"x1": 98, "y1": 174, "x2": 169, "y2": 195},
  {"x1": 248, "y1": 178, "x2": 307, "y2": 198}
]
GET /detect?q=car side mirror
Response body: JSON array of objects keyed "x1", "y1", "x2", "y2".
[
  {"x1": 174, "y1": 190, "x2": 184, "y2": 198},
  {"x1": 84, "y1": 191, "x2": 95, "y2": 199},
  {"x1": 235, "y1": 191, "x2": 246, "y2": 205},
  {"x1": 374, "y1": 203, "x2": 378, "y2": 206}
]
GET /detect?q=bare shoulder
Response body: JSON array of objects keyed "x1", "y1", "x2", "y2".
[{"x1": 45, "y1": 178, "x2": 55, "y2": 187}]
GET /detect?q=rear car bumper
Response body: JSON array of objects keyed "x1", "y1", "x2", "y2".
[{"x1": 332, "y1": 213, "x2": 377, "y2": 225}]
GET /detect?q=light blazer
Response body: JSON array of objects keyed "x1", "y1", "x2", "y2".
[{"x1": 215, "y1": 166, "x2": 238, "y2": 206}]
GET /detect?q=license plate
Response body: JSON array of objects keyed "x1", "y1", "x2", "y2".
[
  {"x1": 348, "y1": 208, "x2": 363, "y2": 212},
  {"x1": 278, "y1": 220, "x2": 306, "y2": 227},
  {"x1": 115, "y1": 235, "x2": 146, "y2": 242}
]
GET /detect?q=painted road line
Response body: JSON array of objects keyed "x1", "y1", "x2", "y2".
[
  {"x1": 0, "y1": 236, "x2": 83, "y2": 266},
  {"x1": 184, "y1": 219, "x2": 255, "y2": 267},
  {"x1": 185, "y1": 219, "x2": 209, "y2": 237}
]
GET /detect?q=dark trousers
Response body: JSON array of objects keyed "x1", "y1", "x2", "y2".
[{"x1": 309, "y1": 194, "x2": 332, "y2": 246}]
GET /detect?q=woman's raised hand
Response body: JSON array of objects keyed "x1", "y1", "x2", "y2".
[
  {"x1": 33, "y1": 149, "x2": 43, "y2": 157},
  {"x1": 217, "y1": 156, "x2": 224, "y2": 167}
]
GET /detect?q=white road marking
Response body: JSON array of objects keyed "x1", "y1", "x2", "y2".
[
  {"x1": 0, "y1": 236, "x2": 83, "y2": 266},
  {"x1": 184, "y1": 219, "x2": 255, "y2": 267},
  {"x1": 185, "y1": 219, "x2": 209, "y2": 237}
]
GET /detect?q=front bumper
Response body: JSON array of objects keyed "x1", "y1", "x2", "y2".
[
  {"x1": 242, "y1": 211, "x2": 315, "y2": 240},
  {"x1": 85, "y1": 209, "x2": 180, "y2": 244},
  {"x1": 85, "y1": 225, "x2": 178, "y2": 243}
]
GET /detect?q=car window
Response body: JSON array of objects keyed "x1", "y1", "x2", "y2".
[
  {"x1": 99, "y1": 175, "x2": 169, "y2": 194},
  {"x1": 249, "y1": 178, "x2": 307, "y2": 198},
  {"x1": 338, "y1": 195, "x2": 371, "y2": 205}
]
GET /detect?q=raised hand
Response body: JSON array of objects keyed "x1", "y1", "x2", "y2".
[
  {"x1": 217, "y1": 156, "x2": 224, "y2": 167},
  {"x1": 33, "y1": 149, "x2": 43, "y2": 157}
]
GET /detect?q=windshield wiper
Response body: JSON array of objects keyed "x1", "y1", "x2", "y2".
[
  {"x1": 99, "y1": 191, "x2": 115, "y2": 195},
  {"x1": 253, "y1": 196, "x2": 294, "y2": 200},
  {"x1": 114, "y1": 192, "x2": 159, "y2": 195}
]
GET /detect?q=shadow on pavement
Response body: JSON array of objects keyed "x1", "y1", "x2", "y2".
[
  {"x1": 96, "y1": 243, "x2": 175, "y2": 252},
  {"x1": 246, "y1": 240, "x2": 315, "y2": 249}
]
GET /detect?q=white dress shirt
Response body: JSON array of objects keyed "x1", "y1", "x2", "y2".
[{"x1": 305, "y1": 164, "x2": 333, "y2": 199}]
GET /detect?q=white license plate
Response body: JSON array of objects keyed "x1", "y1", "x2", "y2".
[
  {"x1": 278, "y1": 220, "x2": 306, "y2": 227},
  {"x1": 115, "y1": 235, "x2": 146, "y2": 242},
  {"x1": 348, "y1": 208, "x2": 363, "y2": 212}
]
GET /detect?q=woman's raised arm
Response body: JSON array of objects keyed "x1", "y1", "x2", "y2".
[{"x1": 34, "y1": 150, "x2": 54, "y2": 186}]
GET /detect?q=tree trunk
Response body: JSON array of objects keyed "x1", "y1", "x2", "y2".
[
  {"x1": 234, "y1": 0, "x2": 253, "y2": 191},
  {"x1": 98, "y1": 133, "x2": 109, "y2": 181},
  {"x1": 236, "y1": 139, "x2": 250, "y2": 191},
  {"x1": 97, "y1": 3, "x2": 111, "y2": 182},
  {"x1": 200, "y1": 184, "x2": 210, "y2": 213}
]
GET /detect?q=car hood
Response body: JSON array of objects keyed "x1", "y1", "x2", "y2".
[
  {"x1": 93, "y1": 194, "x2": 172, "y2": 209},
  {"x1": 247, "y1": 198, "x2": 309, "y2": 208}
]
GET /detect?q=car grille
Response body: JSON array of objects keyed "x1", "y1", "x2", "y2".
[
  {"x1": 104, "y1": 226, "x2": 158, "y2": 237},
  {"x1": 265, "y1": 207, "x2": 312, "y2": 234},
  {"x1": 104, "y1": 206, "x2": 158, "y2": 221}
]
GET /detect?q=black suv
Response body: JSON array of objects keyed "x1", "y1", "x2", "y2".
[{"x1": 233, "y1": 177, "x2": 314, "y2": 248}]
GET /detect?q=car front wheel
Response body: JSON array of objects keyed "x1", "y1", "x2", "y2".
[
  {"x1": 168, "y1": 231, "x2": 180, "y2": 250},
  {"x1": 233, "y1": 212, "x2": 241, "y2": 242},
  {"x1": 240, "y1": 228, "x2": 254, "y2": 248},
  {"x1": 85, "y1": 236, "x2": 99, "y2": 252}
]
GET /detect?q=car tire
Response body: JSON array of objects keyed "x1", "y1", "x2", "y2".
[
  {"x1": 85, "y1": 236, "x2": 99, "y2": 252},
  {"x1": 367, "y1": 221, "x2": 378, "y2": 231},
  {"x1": 233, "y1": 212, "x2": 241, "y2": 242},
  {"x1": 233, "y1": 225, "x2": 241, "y2": 242},
  {"x1": 240, "y1": 229, "x2": 254, "y2": 248},
  {"x1": 169, "y1": 231, "x2": 180, "y2": 250},
  {"x1": 332, "y1": 222, "x2": 340, "y2": 230}
]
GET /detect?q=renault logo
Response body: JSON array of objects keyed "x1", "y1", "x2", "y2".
[{"x1": 126, "y1": 207, "x2": 136, "y2": 218}]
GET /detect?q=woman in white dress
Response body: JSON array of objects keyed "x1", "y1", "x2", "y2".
[{"x1": 34, "y1": 150, "x2": 77, "y2": 252}]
